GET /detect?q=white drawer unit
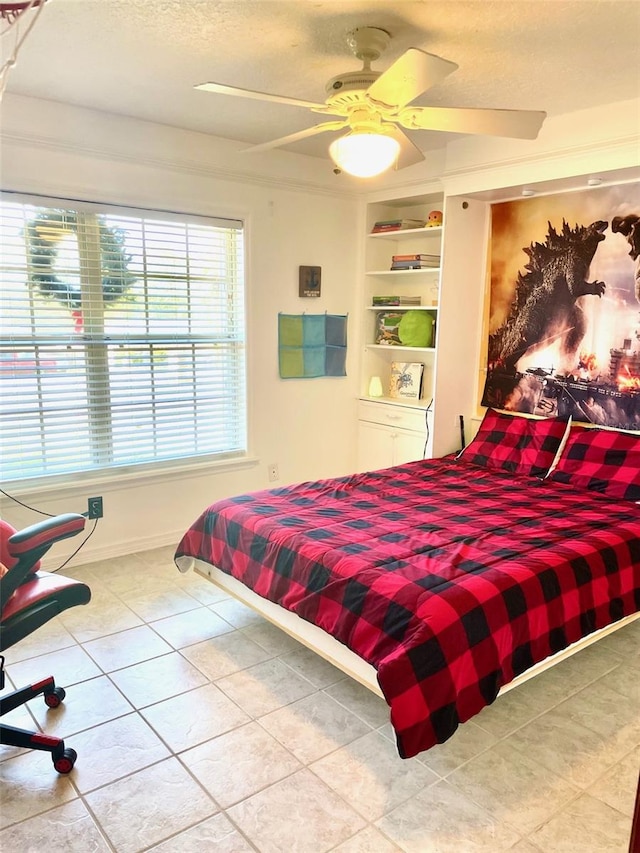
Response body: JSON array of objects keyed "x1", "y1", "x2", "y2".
[{"x1": 357, "y1": 399, "x2": 432, "y2": 472}]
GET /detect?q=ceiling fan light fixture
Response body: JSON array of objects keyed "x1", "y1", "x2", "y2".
[{"x1": 329, "y1": 131, "x2": 400, "y2": 178}]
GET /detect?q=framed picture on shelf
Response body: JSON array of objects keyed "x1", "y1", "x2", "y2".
[{"x1": 389, "y1": 362, "x2": 424, "y2": 400}]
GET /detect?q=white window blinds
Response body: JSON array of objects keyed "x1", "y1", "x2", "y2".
[{"x1": 0, "y1": 195, "x2": 246, "y2": 482}]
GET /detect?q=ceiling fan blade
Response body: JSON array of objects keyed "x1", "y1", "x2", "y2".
[
  {"x1": 244, "y1": 121, "x2": 348, "y2": 154},
  {"x1": 195, "y1": 82, "x2": 327, "y2": 111},
  {"x1": 398, "y1": 106, "x2": 546, "y2": 139},
  {"x1": 367, "y1": 49, "x2": 458, "y2": 110},
  {"x1": 386, "y1": 126, "x2": 425, "y2": 170}
]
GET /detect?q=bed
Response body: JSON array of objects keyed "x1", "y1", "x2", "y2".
[{"x1": 175, "y1": 411, "x2": 640, "y2": 759}]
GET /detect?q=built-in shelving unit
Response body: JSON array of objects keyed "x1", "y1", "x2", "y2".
[{"x1": 356, "y1": 190, "x2": 444, "y2": 470}]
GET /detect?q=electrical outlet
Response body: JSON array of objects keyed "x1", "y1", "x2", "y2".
[
  {"x1": 87, "y1": 496, "x2": 103, "y2": 519},
  {"x1": 268, "y1": 463, "x2": 279, "y2": 482}
]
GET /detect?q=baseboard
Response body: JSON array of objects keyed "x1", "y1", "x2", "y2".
[{"x1": 40, "y1": 528, "x2": 185, "y2": 570}]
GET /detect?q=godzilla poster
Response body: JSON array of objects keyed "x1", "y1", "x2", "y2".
[{"x1": 482, "y1": 182, "x2": 640, "y2": 430}]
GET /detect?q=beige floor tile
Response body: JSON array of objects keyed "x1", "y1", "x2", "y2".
[
  {"x1": 596, "y1": 618, "x2": 640, "y2": 660},
  {"x1": 332, "y1": 825, "x2": 402, "y2": 852},
  {"x1": 181, "y1": 720, "x2": 302, "y2": 808},
  {"x1": 242, "y1": 620, "x2": 303, "y2": 655},
  {"x1": 180, "y1": 630, "x2": 273, "y2": 680},
  {"x1": 109, "y1": 651, "x2": 208, "y2": 708},
  {"x1": 596, "y1": 660, "x2": 640, "y2": 703},
  {"x1": 181, "y1": 723, "x2": 300, "y2": 808},
  {"x1": 108, "y1": 567, "x2": 179, "y2": 600},
  {"x1": 4, "y1": 617, "x2": 77, "y2": 663},
  {"x1": 473, "y1": 673, "x2": 565, "y2": 739},
  {"x1": 211, "y1": 597, "x2": 265, "y2": 628},
  {"x1": 176, "y1": 571, "x2": 232, "y2": 605},
  {"x1": 509, "y1": 843, "x2": 544, "y2": 853},
  {"x1": 69, "y1": 712, "x2": 170, "y2": 793},
  {"x1": 446, "y1": 739, "x2": 580, "y2": 836},
  {"x1": 0, "y1": 797, "x2": 110, "y2": 851},
  {"x1": 141, "y1": 682, "x2": 250, "y2": 752},
  {"x1": 148, "y1": 812, "x2": 255, "y2": 852},
  {"x1": 0, "y1": 702, "x2": 34, "y2": 762},
  {"x1": 587, "y1": 745, "x2": 640, "y2": 818},
  {"x1": 135, "y1": 545, "x2": 177, "y2": 569},
  {"x1": 7, "y1": 643, "x2": 102, "y2": 689},
  {"x1": 279, "y1": 644, "x2": 347, "y2": 688},
  {"x1": 29, "y1": 674, "x2": 133, "y2": 737},
  {"x1": 0, "y1": 750, "x2": 77, "y2": 829},
  {"x1": 310, "y1": 730, "x2": 438, "y2": 821},
  {"x1": 83, "y1": 624, "x2": 173, "y2": 672},
  {"x1": 325, "y1": 677, "x2": 390, "y2": 728},
  {"x1": 376, "y1": 779, "x2": 521, "y2": 852},
  {"x1": 530, "y1": 792, "x2": 632, "y2": 852},
  {"x1": 124, "y1": 586, "x2": 201, "y2": 622},
  {"x1": 150, "y1": 606, "x2": 234, "y2": 649},
  {"x1": 418, "y1": 720, "x2": 498, "y2": 778},
  {"x1": 227, "y1": 767, "x2": 366, "y2": 853},
  {"x1": 505, "y1": 704, "x2": 623, "y2": 789},
  {"x1": 259, "y1": 691, "x2": 372, "y2": 764},
  {"x1": 85, "y1": 757, "x2": 216, "y2": 853},
  {"x1": 216, "y1": 657, "x2": 316, "y2": 717},
  {"x1": 59, "y1": 597, "x2": 144, "y2": 643},
  {"x1": 554, "y1": 681, "x2": 639, "y2": 740}
]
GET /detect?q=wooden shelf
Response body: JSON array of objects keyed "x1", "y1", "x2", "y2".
[
  {"x1": 366, "y1": 268, "x2": 440, "y2": 276},
  {"x1": 365, "y1": 344, "x2": 436, "y2": 353},
  {"x1": 359, "y1": 395, "x2": 432, "y2": 409},
  {"x1": 368, "y1": 226, "x2": 443, "y2": 240},
  {"x1": 367, "y1": 305, "x2": 438, "y2": 311}
]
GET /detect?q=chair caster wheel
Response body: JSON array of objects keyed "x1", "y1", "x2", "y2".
[
  {"x1": 53, "y1": 747, "x2": 77, "y2": 774},
  {"x1": 44, "y1": 686, "x2": 66, "y2": 708}
]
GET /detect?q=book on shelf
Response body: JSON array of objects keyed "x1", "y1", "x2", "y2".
[
  {"x1": 375, "y1": 311, "x2": 403, "y2": 345},
  {"x1": 372, "y1": 295, "x2": 421, "y2": 306},
  {"x1": 371, "y1": 218, "x2": 426, "y2": 233},
  {"x1": 390, "y1": 260, "x2": 440, "y2": 270},
  {"x1": 389, "y1": 362, "x2": 424, "y2": 400},
  {"x1": 391, "y1": 254, "x2": 440, "y2": 262}
]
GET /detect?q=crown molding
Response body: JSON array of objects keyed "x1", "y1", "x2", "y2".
[
  {"x1": 440, "y1": 133, "x2": 640, "y2": 196},
  {"x1": 0, "y1": 128, "x2": 365, "y2": 200}
]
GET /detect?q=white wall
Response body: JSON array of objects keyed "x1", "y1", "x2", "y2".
[{"x1": 0, "y1": 95, "x2": 362, "y2": 562}]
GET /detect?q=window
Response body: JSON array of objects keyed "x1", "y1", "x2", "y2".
[{"x1": 0, "y1": 195, "x2": 246, "y2": 482}]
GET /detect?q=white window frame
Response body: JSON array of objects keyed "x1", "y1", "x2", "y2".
[{"x1": 0, "y1": 192, "x2": 249, "y2": 486}]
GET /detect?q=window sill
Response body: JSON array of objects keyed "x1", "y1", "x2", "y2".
[{"x1": 1, "y1": 454, "x2": 260, "y2": 500}]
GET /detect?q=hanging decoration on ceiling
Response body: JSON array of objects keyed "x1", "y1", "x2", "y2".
[
  {"x1": 26, "y1": 210, "x2": 136, "y2": 331},
  {"x1": 0, "y1": 1, "x2": 49, "y2": 99}
]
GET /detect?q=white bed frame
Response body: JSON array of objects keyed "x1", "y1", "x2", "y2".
[{"x1": 178, "y1": 556, "x2": 639, "y2": 700}]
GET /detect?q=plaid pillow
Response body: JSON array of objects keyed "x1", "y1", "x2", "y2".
[
  {"x1": 459, "y1": 408, "x2": 569, "y2": 478},
  {"x1": 549, "y1": 426, "x2": 640, "y2": 501}
]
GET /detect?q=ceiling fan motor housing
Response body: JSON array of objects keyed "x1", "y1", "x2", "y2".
[{"x1": 325, "y1": 70, "x2": 380, "y2": 99}]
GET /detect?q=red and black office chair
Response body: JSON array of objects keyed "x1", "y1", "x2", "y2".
[{"x1": 1, "y1": 513, "x2": 91, "y2": 773}]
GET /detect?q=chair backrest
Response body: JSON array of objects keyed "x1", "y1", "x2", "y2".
[{"x1": 0, "y1": 518, "x2": 41, "y2": 576}]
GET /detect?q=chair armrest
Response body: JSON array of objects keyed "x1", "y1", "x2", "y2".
[
  {"x1": 1, "y1": 513, "x2": 86, "y2": 611},
  {"x1": 7, "y1": 513, "x2": 86, "y2": 560}
]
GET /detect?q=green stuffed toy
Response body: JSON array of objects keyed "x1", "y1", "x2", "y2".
[{"x1": 398, "y1": 311, "x2": 434, "y2": 347}]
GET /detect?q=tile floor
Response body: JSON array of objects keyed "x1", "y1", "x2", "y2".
[{"x1": 1, "y1": 545, "x2": 638, "y2": 852}]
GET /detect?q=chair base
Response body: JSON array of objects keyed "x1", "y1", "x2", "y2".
[{"x1": 0, "y1": 667, "x2": 77, "y2": 774}]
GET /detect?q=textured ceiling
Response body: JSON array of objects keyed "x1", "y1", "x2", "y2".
[{"x1": 3, "y1": 0, "x2": 640, "y2": 162}]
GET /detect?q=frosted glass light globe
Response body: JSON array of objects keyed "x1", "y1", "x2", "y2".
[{"x1": 329, "y1": 133, "x2": 400, "y2": 178}]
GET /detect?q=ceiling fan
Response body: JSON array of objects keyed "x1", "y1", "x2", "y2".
[{"x1": 195, "y1": 27, "x2": 546, "y2": 177}]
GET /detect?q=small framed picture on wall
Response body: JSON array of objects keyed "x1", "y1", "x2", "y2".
[{"x1": 299, "y1": 265, "x2": 322, "y2": 297}]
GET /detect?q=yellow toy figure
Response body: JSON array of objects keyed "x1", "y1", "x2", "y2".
[{"x1": 426, "y1": 210, "x2": 443, "y2": 227}]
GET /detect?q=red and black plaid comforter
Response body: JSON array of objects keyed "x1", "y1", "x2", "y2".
[{"x1": 175, "y1": 457, "x2": 640, "y2": 758}]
